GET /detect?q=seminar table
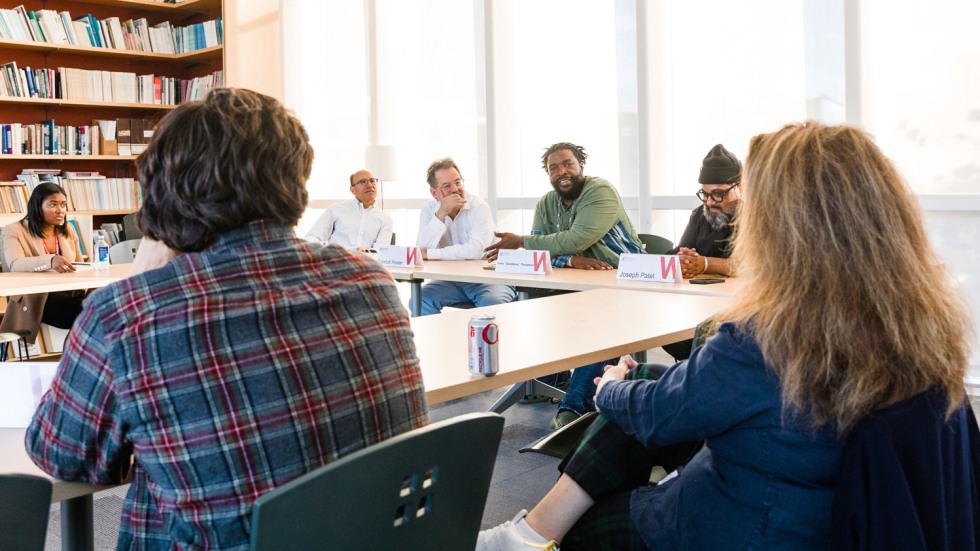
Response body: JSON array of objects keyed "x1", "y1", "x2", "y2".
[
  {"x1": 0, "y1": 263, "x2": 132, "y2": 296},
  {"x1": 415, "y1": 259, "x2": 737, "y2": 297},
  {"x1": 413, "y1": 287, "x2": 732, "y2": 410},
  {"x1": 394, "y1": 258, "x2": 736, "y2": 317}
]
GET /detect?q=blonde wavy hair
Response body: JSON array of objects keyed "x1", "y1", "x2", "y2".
[{"x1": 718, "y1": 122, "x2": 971, "y2": 434}]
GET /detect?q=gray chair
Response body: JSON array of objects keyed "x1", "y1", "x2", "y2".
[
  {"x1": 638, "y1": 233, "x2": 674, "y2": 254},
  {"x1": 0, "y1": 474, "x2": 52, "y2": 551},
  {"x1": 0, "y1": 332, "x2": 31, "y2": 361},
  {"x1": 108, "y1": 239, "x2": 141, "y2": 264},
  {"x1": 520, "y1": 411, "x2": 598, "y2": 458},
  {"x1": 249, "y1": 412, "x2": 505, "y2": 551},
  {"x1": 122, "y1": 212, "x2": 142, "y2": 242}
]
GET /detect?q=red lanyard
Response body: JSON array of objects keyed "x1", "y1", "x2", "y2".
[{"x1": 41, "y1": 235, "x2": 61, "y2": 256}]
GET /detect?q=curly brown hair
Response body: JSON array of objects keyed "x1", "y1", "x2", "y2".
[
  {"x1": 137, "y1": 88, "x2": 314, "y2": 252},
  {"x1": 540, "y1": 142, "x2": 587, "y2": 172}
]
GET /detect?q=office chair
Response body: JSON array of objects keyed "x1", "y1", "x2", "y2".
[
  {"x1": 250, "y1": 412, "x2": 504, "y2": 551},
  {"x1": 108, "y1": 239, "x2": 141, "y2": 264},
  {"x1": 122, "y1": 212, "x2": 143, "y2": 242},
  {"x1": 637, "y1": 233, "x2": 674, "y2": 255},
  {"x1": 0, "y1": 474, "x2": 52, "y2": 551}
]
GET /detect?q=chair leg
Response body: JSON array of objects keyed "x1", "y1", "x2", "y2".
[{"x1": 19, "y1": 337, "x2": 30, "y2": 362}]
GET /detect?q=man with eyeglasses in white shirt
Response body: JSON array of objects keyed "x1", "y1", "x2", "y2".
[
  {"x1": 668, "y1": 144, "x2": 743, "y2": 279},
  {"x1": 305, "y1": 169, "x2": 393, "y2": 251},
  {"x1": 416, "y1": 157, "x2": 516, "y2": 315}
]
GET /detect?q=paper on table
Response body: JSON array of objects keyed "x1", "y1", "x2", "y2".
[{"x1": 0, "y1": 362, "x2": 58, "y2": 428}]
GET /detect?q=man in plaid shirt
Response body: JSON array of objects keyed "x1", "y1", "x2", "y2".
[{"x1": 26, "y1": 88, "x2": 429, "y2": 550}]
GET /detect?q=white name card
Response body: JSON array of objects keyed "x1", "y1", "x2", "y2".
[
  {"x1": 616, "y1": 253, "x2": 682, "y2": 283},
  {"x1": 376, "y1": 245, "x2": 425, "y2": 268},
  {"x1": 495, "y1": 249, "x2": 553, "y2": 275}
]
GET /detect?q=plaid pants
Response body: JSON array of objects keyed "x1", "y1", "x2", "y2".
[{"x1": 559, "y1": 364, "x2": 703, "y2": 551}]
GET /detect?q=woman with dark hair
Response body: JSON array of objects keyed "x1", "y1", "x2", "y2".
[
  {"x1": 477, "y1": 122, "x2": 976, "y2": 550},
  {"x1": 1, "y1": 182, "x2": 86, "y2": 339}
]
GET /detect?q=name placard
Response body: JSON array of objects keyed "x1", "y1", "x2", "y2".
[
  {"x1": 616, "y1": 253, "x2": 682, "y2": 283},
  {"x1": 376, "y1": 245, "x2": 425, "y2": 267},
  {"x1": 495, "y1": 249, "x2": 553, "y2": 275}
]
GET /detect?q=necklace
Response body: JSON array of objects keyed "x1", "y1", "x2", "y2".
[
  {"x1": 556, "y1": 196, "x2": 575, "y2": 232},
  {"x1": 41, "y1": 232, "x2": 60, "y2": 255}
]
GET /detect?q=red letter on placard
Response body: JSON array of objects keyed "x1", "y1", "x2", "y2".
[
  {"x1": 660, "y1": 256, "x2": 678, "y2": 280},
  {"x1": 533, "y1": 251, "x2": 547, "y2": 272},
  {"x1": 406, "y1": 248, "x2": 418, "y2": 265}
]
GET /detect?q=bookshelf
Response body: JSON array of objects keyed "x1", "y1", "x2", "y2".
[{"x1": 0, "y1": 0, "x2": 224, "y2": 254}]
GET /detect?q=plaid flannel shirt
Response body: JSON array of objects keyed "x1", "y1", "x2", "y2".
[{"x1": 26, "y1": 220, "x2": 429, "y2": 550}]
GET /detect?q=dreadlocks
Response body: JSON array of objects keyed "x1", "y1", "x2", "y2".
[{"x1": 541, "y1": 142, "x2": 588, "y2": 171}]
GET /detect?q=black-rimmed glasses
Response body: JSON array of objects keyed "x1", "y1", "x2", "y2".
[
  {"x1": 354, "y1": 178, "x2": 381, "y2": 187},
  {"x1": 696, "y1": 182, "x2": 739, "y2": 203}
]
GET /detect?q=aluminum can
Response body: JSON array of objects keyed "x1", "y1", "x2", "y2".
[{"x1": 468, "y1": 314, "x2": 499, "y2": 376}]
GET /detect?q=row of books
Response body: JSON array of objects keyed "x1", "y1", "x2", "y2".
[
  {"x1": 0, "y1": 118, "x2": 157, "y2": 156},
  {"x1": 1, "y1": 121, "x2": 95, "y2": 156},
  {"x1": 0, "y1": 61, "x2": 223, "y2": 105},
  {"x1": 0, "y1": 181, "x2": 27, "y2": 213},
  {"x1": 63, "y1": 177, "x2": 140, "y2": 211},
  {"x1": 94, "y1": 223, "x2": 126, "y2": 247},
  {"x1": 0, "y1": 7, "x2": 222, "y2": 54},
  {"x1": 14, "y1": 172, "x2": 140, "y2": 212}
]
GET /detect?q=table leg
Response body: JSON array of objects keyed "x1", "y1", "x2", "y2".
[
  {"x1": 61, "y1": 494, "x2": 94, "y2": 551},
  {"x1": 409, "y1": 280, "x2": 422, "y2": 317},
  {"x1": 488, "y1": 380, "x2": 565, "y2": 414}
]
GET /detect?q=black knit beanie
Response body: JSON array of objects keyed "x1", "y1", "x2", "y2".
[{"x1": 698, "y1": 144, "x2": 742, "y2": 185}]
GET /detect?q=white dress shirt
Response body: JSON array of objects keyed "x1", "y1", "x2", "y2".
[
  {"x1": 305, "y1": 199, "x2": 393, "y2": 249},
  {"x1": 416, "y1": 192, "x2": 496, "y2": 260}
]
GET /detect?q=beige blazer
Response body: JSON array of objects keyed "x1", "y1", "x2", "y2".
[
  {"x1": 1, "y1": 219, "x2": 84, "y2": 343},
  {"x1": 3, "y1": 219, "x2": 84, "y2": 272}
]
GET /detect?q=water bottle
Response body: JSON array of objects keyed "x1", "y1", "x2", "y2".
[{"x1": 94, "y1": 236, "x2": 110, "y2": 270}]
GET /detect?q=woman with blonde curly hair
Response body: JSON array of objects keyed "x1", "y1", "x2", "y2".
[{"x1": 477, "y1": 122, "x2": 974, "y2": 551}]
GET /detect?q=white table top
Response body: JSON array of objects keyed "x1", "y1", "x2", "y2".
[
  {"x1": 414, "y1": 287, "x2": 731, "y2": 404},
  {"x1": 414, "y1": 259, "x2": 737, "y2": 297},
  {"x1": 0, "y1": 263, "x2": 132, "y2": 296}
]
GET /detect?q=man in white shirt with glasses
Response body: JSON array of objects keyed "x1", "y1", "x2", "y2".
[
  {"x1": 305, "y1": 169, "x2": 393, "y2": 251},
  {"x1": 416, "y1": 157, "x2": 516, "y2": 315}
]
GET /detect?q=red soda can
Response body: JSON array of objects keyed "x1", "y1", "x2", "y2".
[{"x1": 468, "y1": 314, "x2": 499, "y2": 376}]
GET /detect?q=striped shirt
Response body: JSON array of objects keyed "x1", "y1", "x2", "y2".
[{"x1": 26, "y1": 220, "x2": 429, "y2": 550}]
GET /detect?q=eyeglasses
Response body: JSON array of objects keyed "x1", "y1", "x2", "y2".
[
  {"x1": 439, "y1": 178, "x2": 464, "y2": 189},
  {"x1": 353, "y1": 178, "x2": 381, "y2": 187},
  {"x1": 696, "y1": 182, "x2": 739, "y2": 203}
]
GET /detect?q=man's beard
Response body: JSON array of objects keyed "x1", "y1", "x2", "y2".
[
  {"x1": 552, "y1": 174, "x2": 587, "y2": 202},
  {"x1": 702, "y1": 204, "x2": 735, "y2": 231}
]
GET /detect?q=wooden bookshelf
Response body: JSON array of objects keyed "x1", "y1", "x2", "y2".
[
  {"x1": 0, "y1": 0, "x2": 224, "y2": 254},
  {"x1": 0, "y1": 154, "x2": 137, "y2": 160}
]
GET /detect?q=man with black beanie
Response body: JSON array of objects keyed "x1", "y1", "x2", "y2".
[
  {"x1": 668, "y1": 143, "x2": 742, "y2": 278},
  {"x1": 662, "y1": 143, "x2": 742, "y2": 362}
]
